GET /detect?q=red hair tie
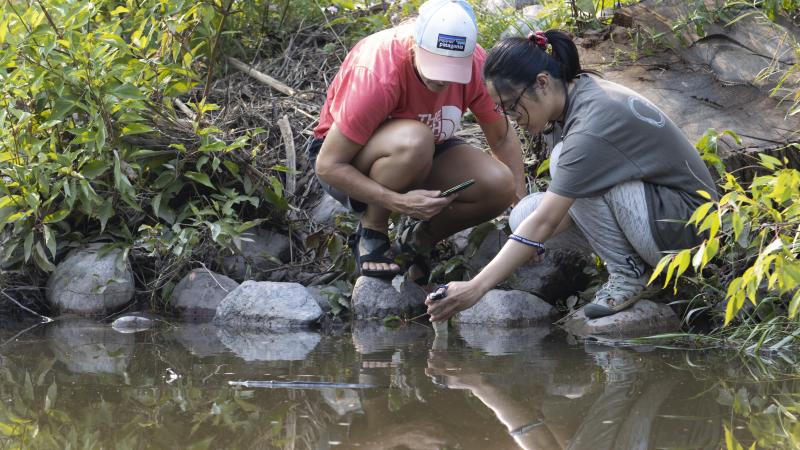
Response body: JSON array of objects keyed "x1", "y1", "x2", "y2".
[{"x1": 528, "y1": 31, "x2": 548, "y2": 48}]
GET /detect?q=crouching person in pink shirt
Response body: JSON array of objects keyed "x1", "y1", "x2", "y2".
[{"x1": 311, "y1": 0, "x2": 525, "y2": 282}]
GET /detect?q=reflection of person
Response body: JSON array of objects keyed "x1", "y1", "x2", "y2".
[
  {"x1": 310, "y1": 0, "x2": 524, "y2": 282},
  {"x1": 567, "y1": 345, "x2": 677, "y2": 450},
  {"x1": 426, "y1": 350, "x2": 564, "y2": 449},
  {"x1": 427, "y1": 30, "x2": 717, "y2": 319}
]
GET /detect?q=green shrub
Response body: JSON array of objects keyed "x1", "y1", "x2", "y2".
[
  {"x1": 0, "y1": 0, "x2": 280, "y2": 286},
  {"x1": 652, "y1": 129, "x2": 800, "y2": 332}
]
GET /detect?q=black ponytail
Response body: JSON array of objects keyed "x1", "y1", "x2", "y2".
[{"x1": 483, "y1": 29, "x2": 591, "y2": 95}]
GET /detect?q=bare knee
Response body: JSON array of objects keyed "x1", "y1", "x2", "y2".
[
  {"x1": 356, "y1": 120, "x2": 434, "y2": 173},
  {"x1": 477, "y1": 161, "x2": 516, "y2": 214},
  {"x1": 392, "y1": 123, "x2": 435, "y2": 167}
]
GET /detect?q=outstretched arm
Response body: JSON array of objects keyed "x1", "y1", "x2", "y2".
[{"x1": 426, "y1": 191, "x2": 574, "y2": 321}]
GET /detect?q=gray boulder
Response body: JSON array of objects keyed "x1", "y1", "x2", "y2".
[
  {"x1": 562, "y1": 300, "x2": 680, "y2": 338},
  {"x1": 172, "y1": 268, "x2": 239, "y2": 320},
  {"x1": 218, "y1": 328, "x2": 320, "y2": 361},
  {"x1": 46, "y1": 243, "x2": 135, "y2": 315},
  {"x1": 47, "y1": 317, "x2": 134, "y2": 374},
  {"x1": 456, "y1": 290, "x2": 557, "y2": 326},
  {"x1": 213, "y1": 281, "x2": 323, "y2": 330},
  {"x1": 222, "y1": 228, "x2": 290, "y2": 280},
  {"x1": 351, "y1": 276, "x2": 426, "y2": 319},
  {"x1": 311, "y1": 193, "x2": 350, "y2": 226}
]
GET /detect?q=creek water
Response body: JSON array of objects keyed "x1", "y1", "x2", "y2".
[{"x1": 0, "y1": 316, "x2": 797, "y2": 449}]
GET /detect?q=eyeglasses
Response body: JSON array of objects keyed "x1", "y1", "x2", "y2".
[{"x1": 494, "y1": 83, "x2": 534, "y2": 118}]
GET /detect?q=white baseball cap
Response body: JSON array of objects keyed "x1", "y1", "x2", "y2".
[{"x1": 414, "y1": 0, "x2": 478, "y2": 84}]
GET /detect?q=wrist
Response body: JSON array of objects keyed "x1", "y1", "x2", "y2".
[
  {"x1": 471, "y1": 277, "x2": 494, "y2": 298},
  {"x1": 382, "y1": 189, "x2": 401, "y2": 212}
]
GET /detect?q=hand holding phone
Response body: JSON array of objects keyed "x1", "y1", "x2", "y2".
[{"x1": 438, "y1": 179, "x2": 475, "y2": 198}]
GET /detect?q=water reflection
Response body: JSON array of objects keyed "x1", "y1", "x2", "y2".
[
  {"x1": 0, "y1": 318, "x2": 791, "y2": 448},
  {"x1": 47, "y1": 317, "x2": 134, "y2": 375},
  {"x1": 217, "y1": 327, "x2": 321, "y2": 361}
]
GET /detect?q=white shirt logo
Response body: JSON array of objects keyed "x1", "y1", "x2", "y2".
[{"x1": 418, "y1": 106, "x2": 462, "y2": 142}]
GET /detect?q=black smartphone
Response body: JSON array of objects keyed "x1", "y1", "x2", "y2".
[{"x1": 438, "y1": 179, "x2": 475, "y2": 198}]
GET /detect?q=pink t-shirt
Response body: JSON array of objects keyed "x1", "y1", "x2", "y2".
[{"x1": 314, "y1": 25, "x2": 502, "y2": 145}]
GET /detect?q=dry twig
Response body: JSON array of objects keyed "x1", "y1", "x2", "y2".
[{"x1": 227, "y1": 56, "x2": 297, "y2": 96}]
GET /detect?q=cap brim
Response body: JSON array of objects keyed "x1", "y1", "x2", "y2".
[{"x1": 416, "y1": 47, "x2": 472, "y2": 84}]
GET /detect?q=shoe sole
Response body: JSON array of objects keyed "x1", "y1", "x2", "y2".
[{"x1": 583, "y1": 289, "x2": 654, "y2": 319}]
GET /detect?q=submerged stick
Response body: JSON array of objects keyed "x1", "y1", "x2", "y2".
[
  {"x1": 227, "y1": 56, "x2": 296, "y2": 96},
  {"x1": 228, "y1": 380, "x2": 375, "y2": 390},
  {"x1": 1, "y1": 291, "x2": 53, "y2": 323}
]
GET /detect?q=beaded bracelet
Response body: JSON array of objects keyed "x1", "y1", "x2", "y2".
[{"x1": 509, "y1": 234, "x2": 546, "y2": 255}]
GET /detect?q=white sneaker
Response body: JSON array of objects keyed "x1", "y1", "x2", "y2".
[{"x1": 583, "y1": 272, "x2": 653, "y2": 319}]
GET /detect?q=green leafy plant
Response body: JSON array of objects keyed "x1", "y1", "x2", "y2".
[
  {"x1": 0, "y1": 0, "x2": 308, "y2": 306},
  {"x1": 651, "y1": 129, "x2": 800, "y2": 339}
]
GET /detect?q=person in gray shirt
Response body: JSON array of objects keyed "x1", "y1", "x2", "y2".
[{"x1": 426, "y1": 30, "x2": 717, "y2": 321}]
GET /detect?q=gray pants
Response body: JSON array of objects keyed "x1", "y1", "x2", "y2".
[{"x1": 509, "y1": 181, "x2": 662, "y2": 278}]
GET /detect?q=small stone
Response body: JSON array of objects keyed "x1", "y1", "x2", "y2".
[
  {"x1": 351, "y1": 276, "x2": 426, "y2": 319},
  {"x1": 456, "y1": 290, "x2": 557, "y2": 326},
  {"x1": 46, "y1": 243, "x2": 135, "y2": 315},
  {"x1": 172, "y1": 268, "x2": 239, "y2": 320},
  {"x1": 562, "y1": 300, "x2": 680, "y2": 338},
  {"x1": 213, "y1": 281, "x2": 323, "y2": 330},
  {"x1": 111, "y1": 315, "x2": 154, "y2": 334}
]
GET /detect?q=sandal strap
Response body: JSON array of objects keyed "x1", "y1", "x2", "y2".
[{"x1": 354, "y1": 226, "x2": 394, "y2": 264}]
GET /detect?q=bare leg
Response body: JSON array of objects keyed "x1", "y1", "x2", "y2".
[{"x1": 350, "y1": 119, "x2": 436, "y2": 273}]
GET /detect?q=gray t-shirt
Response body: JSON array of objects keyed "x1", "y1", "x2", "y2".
[{"x1": 548, "y1": 75, "x2": 717, "y2": 251}]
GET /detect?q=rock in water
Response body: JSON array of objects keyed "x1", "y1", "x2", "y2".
[
  {"x1": 213, "y1": 281, "x2": 323, "y2": 330},
  {"x1": 111, "y1": 315, "x2": 155, "y2": 334},
  {"x1": 46, "y1": 243, "x2": 135, "y2": 315},
  {"x1": 456, "y1": 289, "x2": 557, "y2": 326},
  {"x1": 562, "y1": 300, "x2": 680, "y2": 338},
  {"x1": 350, "y1": 276, "x2": 426, "y2": 319}
]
